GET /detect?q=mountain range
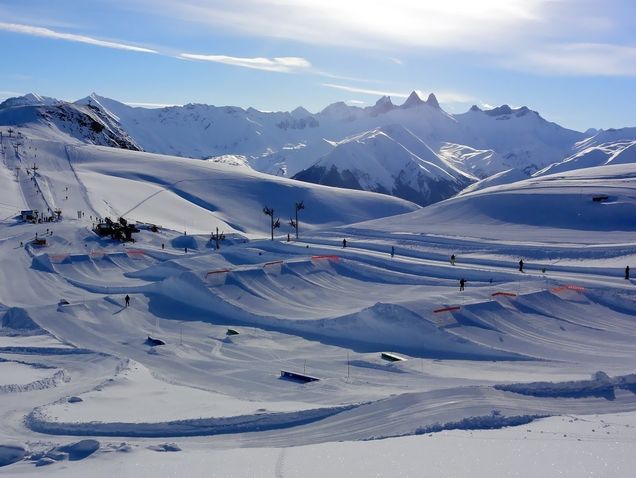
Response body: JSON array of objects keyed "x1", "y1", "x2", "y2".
[{"x1": 1, "y1": 91, "x2": 634, "y2": 206}]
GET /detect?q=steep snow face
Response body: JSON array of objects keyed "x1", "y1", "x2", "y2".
[
  {"x1": 293, "y1": 125, "x2": 475, "y2": 206},
  {"x1": 438, "y1": 143, "x2": 504, "y2": 179},
  {"x1": 0, "y1": 102, "x2": 140, "y2": 150}
]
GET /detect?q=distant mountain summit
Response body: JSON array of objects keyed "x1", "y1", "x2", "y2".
[{"x1": 1, "y1": 90, "x2": 634, "y2": 206}]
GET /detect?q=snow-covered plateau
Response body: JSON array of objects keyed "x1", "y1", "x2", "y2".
[{"x1": 0, "y1": 93, "x2": 635, "y2": 477}]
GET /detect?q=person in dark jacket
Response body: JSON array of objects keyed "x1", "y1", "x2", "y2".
[
  {"x1": 519, "y1": 259, "x2": 524, "y2": 272},
  {"x1": 342, "y1": 238, "x2": 347, "y2": 248},
  {"x1": 626, "y1": 265, "x2": 631, "y2": 280},
  {"x1": 459, "y1": 278, "x2": 466, "y2": 291},
  {"x1": 391, "y1": 246, "x2": 395, "y2": 258},
  {"x1": 125, "y1": 295, "x2": 130, "y2": 307}
]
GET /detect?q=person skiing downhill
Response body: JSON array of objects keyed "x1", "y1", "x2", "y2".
[
  {"x1": 626, "y1": 266, "x2": 631, "y2": 280},
  {"x1": 519, "y1": 259, "x2": 524, "y2": 272},
  {"x1": 450, "y1": 254, "x2": 456, "y2": 266},
  {"x1": 125, "y1": 295, "x2": 130, "y2": 307},
  {"x1": 342, "y1": 238, "x2": 347, "y2": 248},
  {"x1": 459, "y1": 278, "x2": 466, "y2": 291},
  {"x1": 391, "y1": 246, "x2": 395, "y2": 258}
]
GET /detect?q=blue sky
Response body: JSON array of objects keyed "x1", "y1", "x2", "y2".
[{"x1": 0, "y1": 0, "x2": 635, "y2": 130}]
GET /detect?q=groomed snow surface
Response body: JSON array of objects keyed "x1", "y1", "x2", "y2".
[{"x1": 1, "y1": 125, "x2": 636, "y2": 477}]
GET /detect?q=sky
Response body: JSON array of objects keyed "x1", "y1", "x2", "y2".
[{"x1": 0, "y1": 0, "x2": 635, "y2": 130}]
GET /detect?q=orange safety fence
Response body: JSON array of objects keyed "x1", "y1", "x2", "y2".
[
  {"x1": 311, "y1": 255, "x2": 340, "y2": 262},
  {"x1": 491, "y1": 292, "x2": 518, "y2": 297},
  {"x1": 205, "y1": 269, "x2": 231, "y2": 277},
  {"x1": 551, "y1": 284, "x2": 586, "y2": 293},
  {"x1": 264, "y1": 260, "x2": 284, "y2": 267},
  {"x1": 433, "y1": 306, "x2": 461, "y2": 313}
]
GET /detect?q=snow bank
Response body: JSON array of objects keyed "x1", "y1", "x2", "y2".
[
  {"x1": 495, "y1": 371, "x2": 636, "y2": 400},
  {"x1": 26, "y1": 404, "x2": 357, "y2": 438}
]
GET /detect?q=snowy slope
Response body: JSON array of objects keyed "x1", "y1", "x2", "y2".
[
  {"x1": 0, "y1": 101, "x2": 140, "y2": 150},
  {"x1": 1, "y1": 111, "x2": 636, "y2": 477},
  {"x1": 352, "y1": 163, "x2": 636, "y2": 244},
  {"x1": 293, "y1": 125, "x2": 475, "y2": 206},
  {"x1": 67, "y1": 144, "x2": 418, "y2": 235}
]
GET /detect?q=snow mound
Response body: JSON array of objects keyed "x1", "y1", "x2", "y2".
[
  {"x1": 1, "y1": 308, "x2": 41, "y2": 331},
  {"x1": 0, "y1": 444, "x2": 26, "y2": 467},
  {"x1": 55, "y1": 439, "x2": 100, "y2": 461},
  {"x1": 495, "y1": 371, "x2": 636, "y2": 400},
  {"x1": 415, "y1": 411, "x2": 546, "y2": 435}
]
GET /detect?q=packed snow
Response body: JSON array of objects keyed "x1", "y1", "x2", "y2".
[{"x1": 0, "y1": 97, "x2": 635, "y2": 477}]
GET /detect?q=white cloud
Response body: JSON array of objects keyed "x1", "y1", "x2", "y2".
[
  {"x1": 322, "y1": 83, "x2": 475, "y2": 104},
  {"x1": 0, "y1": 22, "x2": 157, "y2": 53},
  {"x1": 513, "y1": 43, "x2": 636, "y2": 76},
  {"x1": 124, "y1": 102, "x2": 183, "y2": 108},
  {"x1": 142, "y1": 0, "x2": 559, "y2": 51},
  {"x1": 322, "y1": 83, "x2": 409, "y2": 98},
  {"x1": 179, "y1": 53, "x2": 311, "y2": 73}
]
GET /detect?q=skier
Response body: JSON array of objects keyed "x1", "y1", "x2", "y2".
[
  {"x1": 519, "y1": 259, "x2": 524, "y2": 272},
  {"x1": 342, "y1": 238, "x2": 347, "y2": 248},
  {"x1": 459, "y1": 278, "x2": 466, "y2": 291},
  {"x1": 125, "y1": 295, "x2": 130, "y2": 307},
  {"x1": 450, "y1": 254, "x2": 456, "y2": 266},
  {"x1": 391, "y1": 246, "x2": 395, "y2": 258},
  {"x1": 161, "y1": 243, "x2": 165, "y2": 250},
  {"x1": 626, "y1": 265, "x2": 630, "y2": 280}
]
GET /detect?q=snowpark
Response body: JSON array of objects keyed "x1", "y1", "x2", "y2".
[{"x1": 1, "y1": 107, "x2": 636, "y2": 477}]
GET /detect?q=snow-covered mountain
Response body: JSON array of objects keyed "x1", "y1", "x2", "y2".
[
  {"x1": 0, "y1": 97, "x2": 140, "y2": 150},
  {"x1": 3, "y1": 91, "x2": 636, "y2": 206},
  {"x1": 293, "y1": 125, "x2": 475, "y2": 205},
  {"x1": 64, "y1": 92, "x2": 587, "y2": 180},
  {"x1": 535, "y1": 128, "x2": 636, "y2": 177}
]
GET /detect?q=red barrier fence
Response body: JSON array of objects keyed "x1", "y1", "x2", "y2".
[
  {"x1": 205, "y1": 269, "x2": 231, "y2": 277},
  {"x1": 264, "y1": 260, "x2": 284, "y2": 267},
  {"x1": 433, "y1": 306, "x2": 461, "y2": 313},
  {"x1": 551, "y1": 285, "x2": 586, "y2": 293},
  {"x1": 311, "y1": 255, "x2": 340, "y2": 262},
  {"x1": 491, "y1": 292, "x2": 518, "y2": 297}
]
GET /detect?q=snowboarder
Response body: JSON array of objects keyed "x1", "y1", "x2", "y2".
[
  {"x1": 626, "y1": 266, "x2": 630, "y2": 280},
  {"x1": 459, "y1": 278, "x2": 466, "y2": 291},
  {"x1": 391, "y1": 246, "x2": 395, "y2": 258},
  {"x1": 125, "y1": 295, "x2": 130, "y2": 307},
  {"x1": 519, "y1": 259, "x2": 524, "y2": 272},
  {"x1": 342, "y1": 238, "x2": 347, "y2": 248},
  {"x1": 450, "y1": 254, "x2": 456, "y2": 266}
]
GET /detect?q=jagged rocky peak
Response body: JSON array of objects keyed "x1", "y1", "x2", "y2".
[
  {"x1": 367, "y1": 95, "x2": 395, "y2": 116},
  {"x1": 483, "y1": 104, "x2": 533, "y2": 118},
  {"x1": 426, "y1": 93, "x2": 440, "y2": 109},
  {"x1": 401, "y1": 90, "x2": 425, "y2": 108}
]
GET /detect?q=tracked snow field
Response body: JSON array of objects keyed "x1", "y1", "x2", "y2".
[{"x1": 0, "y1": 129, "x2": 635, "y2": 476}]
